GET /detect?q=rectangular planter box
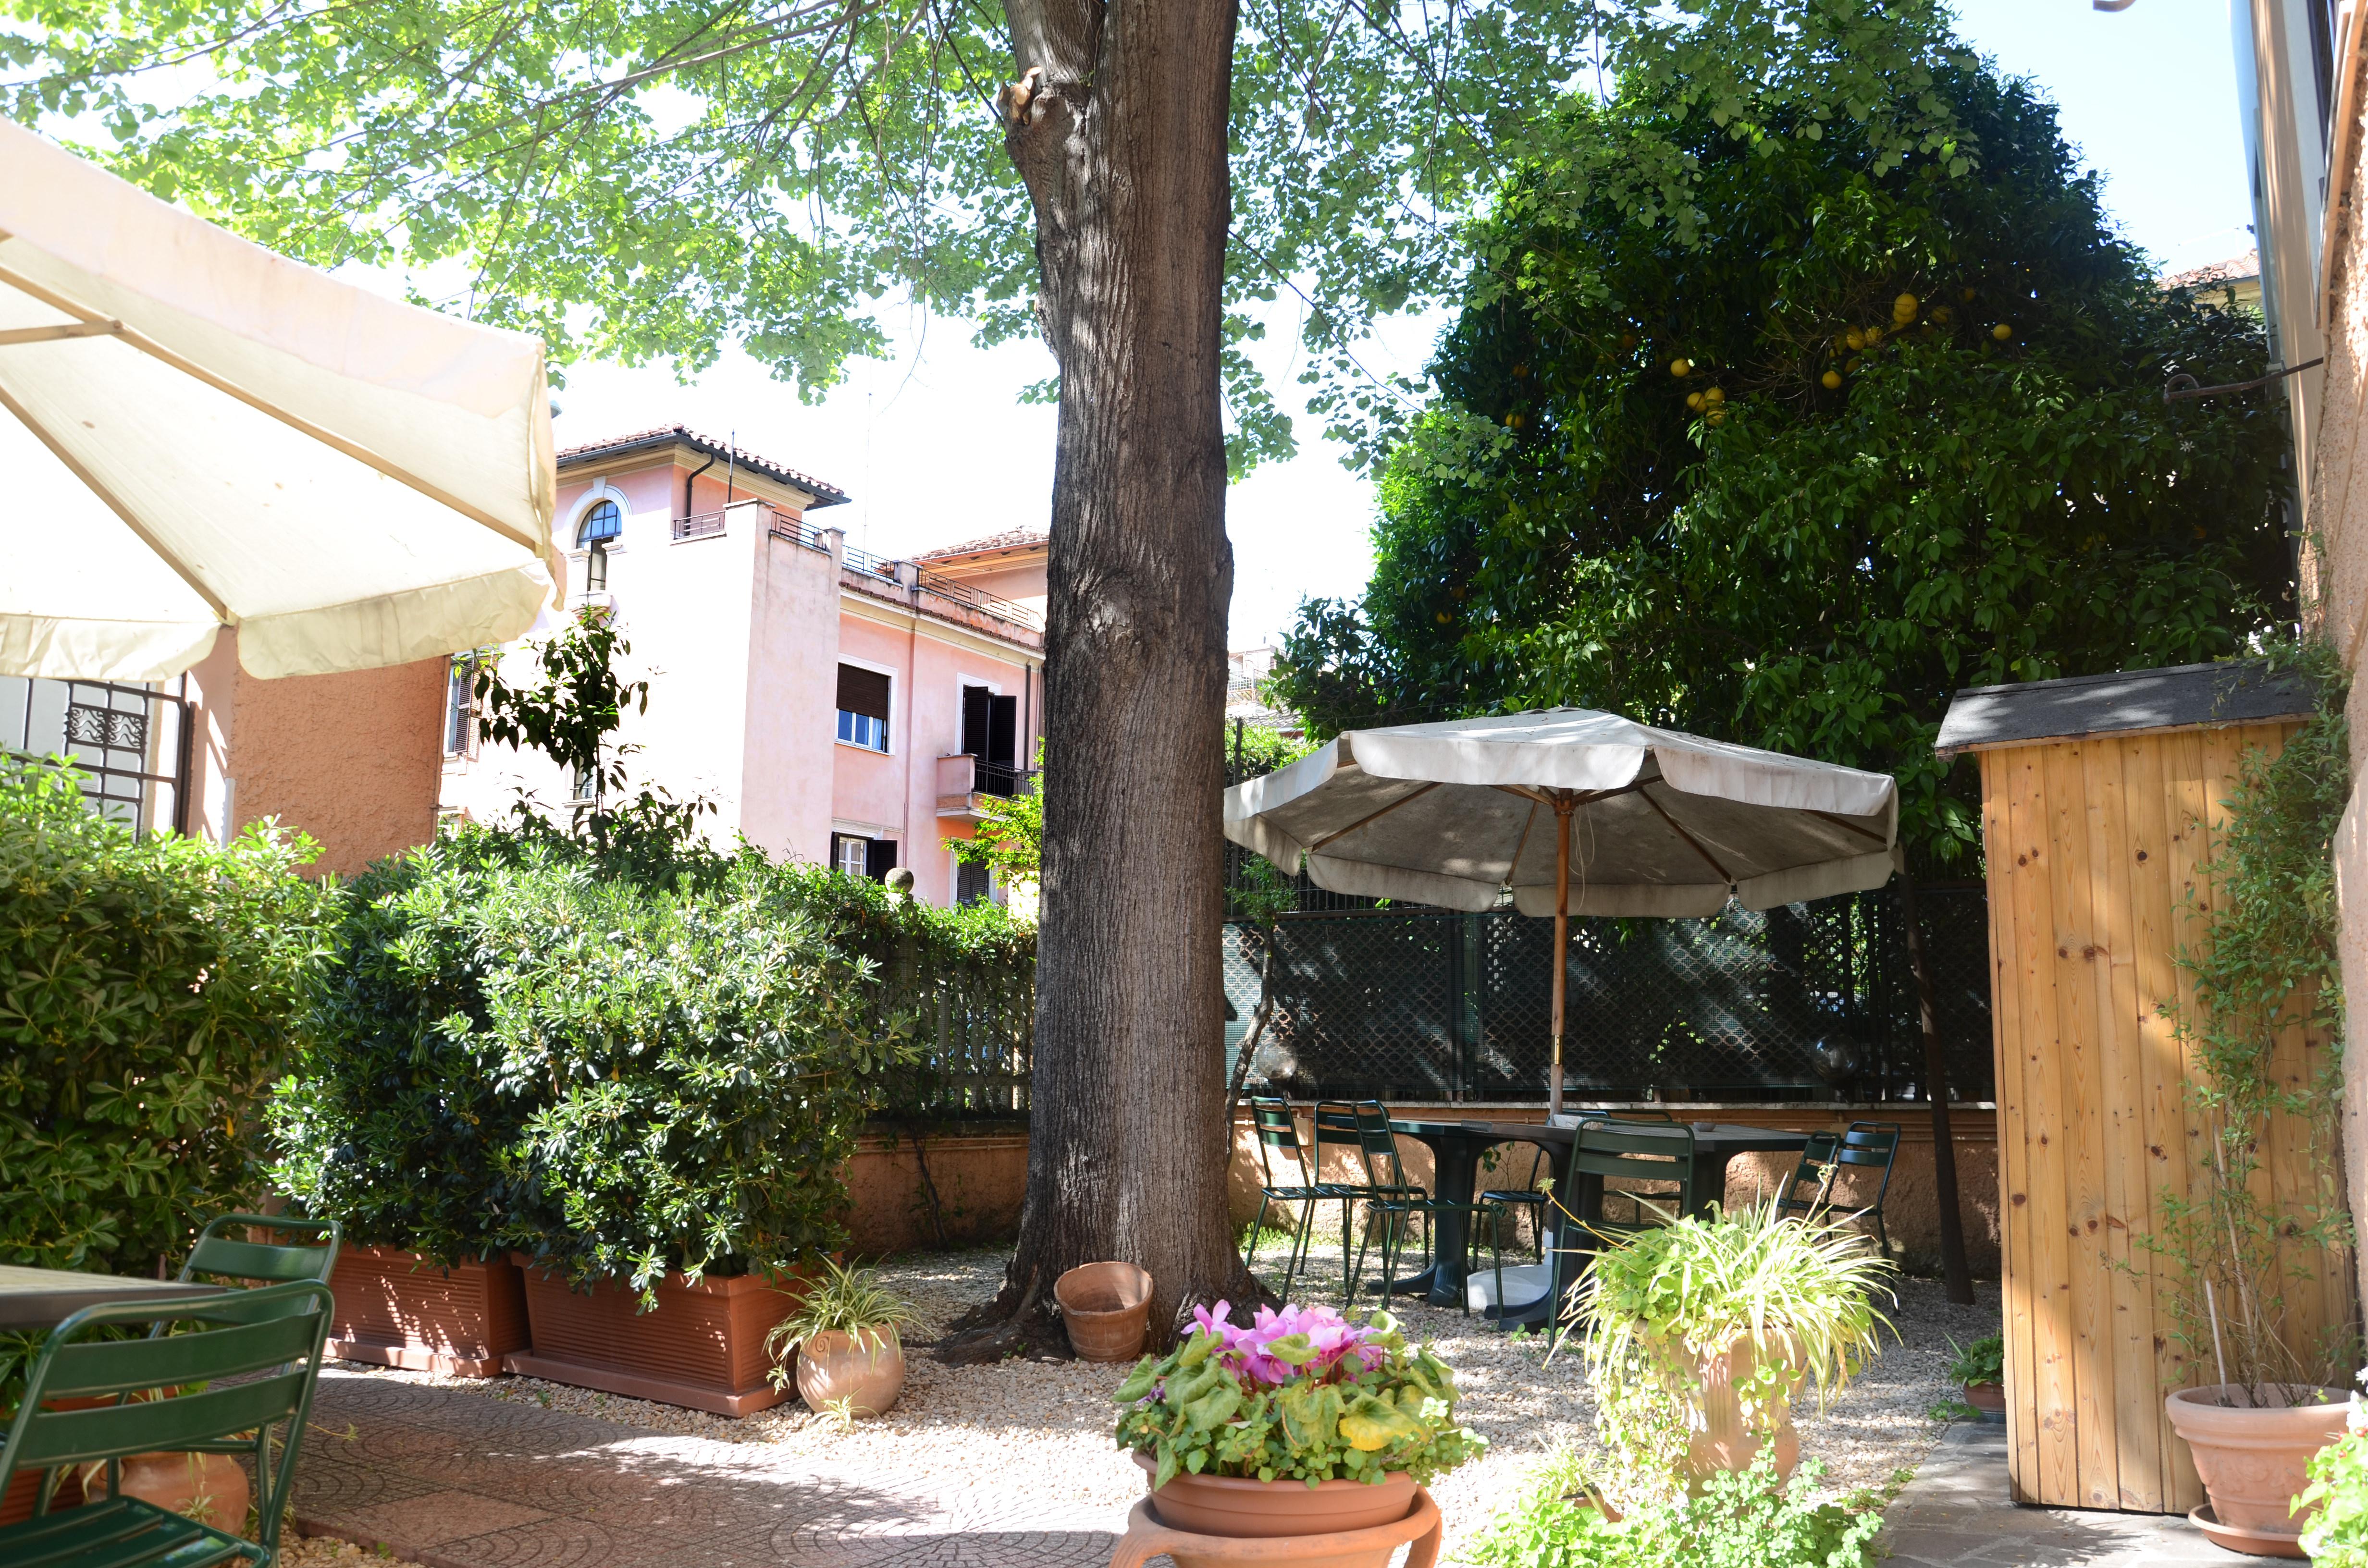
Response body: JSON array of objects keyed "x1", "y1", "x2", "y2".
[
  {"x1": 505, "y1": 1256, "x2": 802, "y2": 1417},
  {"x1": 327, "y1": 1245, "x2": 529, "y2": 1379}
]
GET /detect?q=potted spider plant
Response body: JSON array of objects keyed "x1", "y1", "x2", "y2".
[
  {"x1": 1566, "y1": 1197, "x2": 1894, "y2": 1495},
  {"x1": 765, "y1": 1257, "x2": 922, "y2": 1420},
  {"x1": 1111, "y1": 1302, "x2": 1484, "y2": 1563}
]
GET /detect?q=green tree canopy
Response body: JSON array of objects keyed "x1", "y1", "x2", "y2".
[{"x1": 1270, "y1": 45, "x2": 2291, "y2": 870}]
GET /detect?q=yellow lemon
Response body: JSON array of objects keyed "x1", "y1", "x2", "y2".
[
  {"x1": 1512, "y1": 362, "x2": 1529, "y2": 378},
  {"x1": 1670, "y1": 357, "x2": 1692, "y2": 377},
  {"x1": 1892, "y1": 292, "x2": 1919, "y2": 322},
  {"x1": 1992, "y1": 323, "x2": 2012, "y2": 341},
  {"x1": 1846, "y1": 356, "x2": 1862, "y2": 372},
  {"x1": 1962, "y1": 286, "x2": 1977, "y2": 301},
  {"x1": 1620, "y1": 331, "x2": 1637, "y2": 348},
  {"x1": 1844, "y1": 328, "x2": 1865, "y2": 351},
  {"x1": 1505, "y1": 412, "x2": 1525, "y2": 428},
  {"x1": 1821, "y1": 369, "x2": 1843, "y2": 390},
  {"x1": 1931, "y1": 306, "x2": 1953, "y2": 325},
  {"x1": 1685, "y1": 391, "x2": 1704, "y2": 411},
  {"x1": 1864, "y1": 324, "x2": 1884, "y2": 344},
  {"x1": 1703, "y1": 386, "x2": 1724, "y2": 405},
  {"x1": 1435, "y1": 611, "x2": 1453, "y2": 625},
  {"x1": 1707, "y1": 409, "x2": 1727, "y2": 427}
]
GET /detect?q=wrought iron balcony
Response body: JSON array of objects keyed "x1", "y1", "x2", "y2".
[{"x1": 935, "y1": 754, "x2": 1038, "y2": 817}]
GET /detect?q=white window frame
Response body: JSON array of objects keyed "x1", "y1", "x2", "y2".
[{"x1": 835, "y1": 652, "x2": 899, "y2": 756}]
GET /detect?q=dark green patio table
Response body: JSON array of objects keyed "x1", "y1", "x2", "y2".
[{"x1": 0, "y1": 1264, "x2": 222, "y2": 1330}]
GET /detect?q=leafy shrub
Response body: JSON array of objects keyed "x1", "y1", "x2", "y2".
[
  {"x1": 0, "y1": 760, "x2": 332, "y2": 1276},
  {"x1": 271, "y1": 821, "x2": 968, "y2": 1294},
  {"x1": 1463, "y1": 1447, "x2": 1887, "y2": 1568},
  {"x1": 1946, "y1": 1334, "x2": 2004, "y2": 1386},
  {"x1": 2300, "y1": 1405, "x2": 2368, "y2": 1566},
  {"x1": 1113, "y1": 1302, "x2": 1485, "y2": 1488}
]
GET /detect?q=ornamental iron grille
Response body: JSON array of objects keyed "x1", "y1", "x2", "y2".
[
  {"x1": 1221, "y1": 884, "x2": 1992, "y2": 1105},
  {"x1": 2, "y1": 676, "x2": 192, "y2": 838}
]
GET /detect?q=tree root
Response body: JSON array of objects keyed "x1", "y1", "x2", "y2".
[{"x1": 933, "y1": 1265, "x2": 1073, "y2": 1364}]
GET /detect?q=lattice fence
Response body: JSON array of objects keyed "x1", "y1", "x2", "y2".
[{"x1": 1221, "y1": 885, "x2": 1992, "y2": 1104}]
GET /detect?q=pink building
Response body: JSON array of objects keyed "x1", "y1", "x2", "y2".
[{"x1": 439, "y1": 426, "x2": 1046, "y2": 907}]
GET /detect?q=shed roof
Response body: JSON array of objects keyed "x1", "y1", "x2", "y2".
[{"x1": 1934, "y1": 660, "x2": 2318, "y2": 755}]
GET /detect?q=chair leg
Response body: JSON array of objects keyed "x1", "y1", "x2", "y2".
[
  {"x1": 1280, "y1": 1200, "x2": 1313, "y2": 1303},
  {"x1": 1244, "y1": 1194, "x2": 1273, "y2": 1274},
  {"x1": 1873, "y1": 1210, "x2": 1890, "y2": 1261}
]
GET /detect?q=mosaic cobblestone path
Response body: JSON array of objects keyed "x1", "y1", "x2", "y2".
[{"x1": 293, "y1": 1370, "x2": 1122, "y2": 1568}]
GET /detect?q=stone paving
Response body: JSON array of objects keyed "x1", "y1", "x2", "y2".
[
  {"x1": 1880, "y1": 1425, "x2": 2232, "y2": 1566},
  {"x1": 293, "y1": 1370, "x2": 1122, "y2": 1567}
]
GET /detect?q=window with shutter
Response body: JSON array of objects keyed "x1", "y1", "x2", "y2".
[{"x1": 836, "y1": 663, "x2": 891, "y2": 751}]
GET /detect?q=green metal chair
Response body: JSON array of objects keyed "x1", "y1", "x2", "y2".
[
  {"x1": 0, "y1": 1279, "x2": 336, "y2": 1568},
  {"x1": 1309, "y1": 1100, "x2": 1410, "y2": 1306},
  {"x1": 1484, "y1": 1119, "x2": 1696, "y2": 1341},
  {"x1": 175, "y1": 1213, "x2": 343, "y2": 1290},
  {"x1": 1775, "y1": 1122, "x2": 1901, "y2": 1256},
  {"x1": 1342, "y1": 1101, "x2": 1497, "y2": 1316},
  {"x1": 1243, "y1": 1098, "x2": 1341, "y2": 1303}
]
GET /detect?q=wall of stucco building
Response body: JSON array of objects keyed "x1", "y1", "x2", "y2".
[{"x1": 184, "y1": 629, "x2": 444, "y2": 876}]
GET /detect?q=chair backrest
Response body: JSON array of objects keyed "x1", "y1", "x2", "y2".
[
  {"x1": 0, "y1": 1280, "x2": 333, "y2": 1554},
  {"x1": 179, "y1": 1212, "x2": 343, "y2": 1286},
  {"x1": 1836, "y1": 1122, "x2": 1903, "y2": 1205},
  {"x1": 1310, "y1": 1100, "x2": 1367, "y2": 1184},
  {"x1": 1780, "y1": 1129, "x2": 1842, "y2": 1205},
  {"x1": 1348, "y1": 1101, "x2": 1410, "y2": 1188},
  {"x1": 1570, "y1": 1120, "x2": 1696, "y2": 1209},
  {"x1": 1249, "y1": 1098, "x2": 1314, "y2": 1187}
]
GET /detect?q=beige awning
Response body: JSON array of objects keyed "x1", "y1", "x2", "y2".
[
  {"x1": 0, "y1": 121, "x2": 557, "y2": 681},
  {"x1": 1224, "y1": 709, "x2": 1900, "y2": 918}
]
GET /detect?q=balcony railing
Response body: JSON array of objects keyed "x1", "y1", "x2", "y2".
[
  {"x1": 669, "y1": 503, "x2": 833, "y2": 551},
  {"x1": 936, "y1": 754, "x2": 1038, "y2": 814},
  {"x1": 841, "y1": 541, "x2": 1044, "y2": 639}
]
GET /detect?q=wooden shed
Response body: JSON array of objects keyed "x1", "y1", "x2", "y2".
[{"x1": 1936, "y1": 661, "x2": 2349, "y2": 1513}]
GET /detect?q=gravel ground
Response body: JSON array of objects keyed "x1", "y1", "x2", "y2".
[{"x1": 315, "y1": 1237, "x2": 2001, "y2": 1559}]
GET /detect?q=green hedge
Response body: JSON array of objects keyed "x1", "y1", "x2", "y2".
[
  {"x1": 0, "y1": 761, "x2": 332, "y2": 1274},
  {"x1": 271, "y1": 822, "x2": 1029, "y2": 1294}
]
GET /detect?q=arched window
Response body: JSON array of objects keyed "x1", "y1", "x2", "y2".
[{"x1": 577, "y1": 499, "x2": 621, "y2": 591}]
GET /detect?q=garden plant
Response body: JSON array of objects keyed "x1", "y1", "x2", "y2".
[{"x1": 1112, "y1": 1302, "x2": 1484, "y2": 1490}]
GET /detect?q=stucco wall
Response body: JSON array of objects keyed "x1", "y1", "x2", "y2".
[{"x1": 185, "y1": 629, "x2": 444, "y2": 876}]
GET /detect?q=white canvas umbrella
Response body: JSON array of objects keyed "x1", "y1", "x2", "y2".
[
  {"x1": 0, "y1": 120, "x2": 556, "y2": 682},
  {"x1": 1222, "y1": 710, "x2": 1901, "y2": 1116}
]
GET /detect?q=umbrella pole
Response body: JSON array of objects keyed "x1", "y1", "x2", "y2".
[{"x1": 1550, "y1": 798, "x2": 1573, "y2": 1120}]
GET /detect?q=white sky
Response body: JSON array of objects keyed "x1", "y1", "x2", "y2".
[{"x1": 543, "y1": 0, "x2": 2257, "y2": 650}]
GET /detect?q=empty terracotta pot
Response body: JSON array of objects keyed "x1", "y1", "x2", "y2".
[
  {"x1": 2165, "y1": 1384, "x2": 2350, "y2": 1547},
  {"x1": 1055, "y1": 1262, "x2": 1152, "y2": 1362},
  {"x1": 795, "y1": 1328, "x2": 907, "y2": 1418},
  {"x1": 1132, "y1": 1450, "x2": 1416, "y2": 1538},
  {"x1": 1964, "y1": 1381, "x2": 2007, "y2": 1422}
]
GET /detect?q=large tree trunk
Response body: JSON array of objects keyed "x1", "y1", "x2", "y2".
[{"x1": 947, "y1": 0, "x2": 1255, "y2": 1356}]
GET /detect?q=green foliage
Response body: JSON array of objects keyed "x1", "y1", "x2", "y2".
[
  {"x1": 3, "y1": 0, "x2": 1973, "y2": 478},
  {"x1": 1945, "y1": 1334, "x2": 2004, "y2": 1386},
  {"x1": 948, "y1": 742, "x2": 1043, "y2": 896},
  {"x1": 1270, "y1": 7, "x2": 2288, "y2": 872},
  {"x1": 1112, "y1": 1307, "x2": 1485, "y2": 1489},
  {"x1": 764, "y1": 1256, "x2": 923, "y2": 1386},
  {"x1": 1568, "y1": 1199, "x2": 1893, "y2": 1500},
  {"x1": 1462, "y1": 1446, "x2": 1888, "y2": 1568},
  {"x1": 2136, "y1": 643, "x2": 2354, "y2": 1396},
  {"x1": 271, "y1": 820, "x2": 975, "y2": 1298},
  {"x1": 0, "y1": 760, "x2": 332, "y2": 1276},
  {"x1": 2299, "y1": 1416, "x2": 2368, "y2": 1564}
]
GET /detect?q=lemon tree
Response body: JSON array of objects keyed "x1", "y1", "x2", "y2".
[{"x1": 1271, "y1": 25, "x2": 2290, "y2": 872}]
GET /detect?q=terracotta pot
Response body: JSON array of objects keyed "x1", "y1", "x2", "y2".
[
  {"x1": 795, "y1": 1328, "x2": 906, "y2": 1418},
  {"x1": 1055, "y1": 1262, "x2": 1152, "y2": 1362},
  {"x1": 97, "y1": 1452, "x2": 249, "y2": 1533},
  {"x1": 2164, "y1": 1384, "x2": 2350, "y2": 1550},
  {"x1": 1111, "y1": 1484, "x2": 1441, "y2": 1568},
  {"x1": 0, "y1": 1463, "x2": 84, "y2": 1527},
  {"x1": 328, "y1": 1245, "x2": 528, "y2": 1378},
  {"x1": 1964, "y1": 1381, "x2": 2008, "y2": 1422},
  {"x1": 1132, "y1": 1450, "x2": 1416, "y2": 1541},
  {"x1": 509, "y1": 1255, "x2": 808, "y2": 1417},
  {"x1": 1675, "y1": 1335, "x2": 1801, "y2": 1485}
]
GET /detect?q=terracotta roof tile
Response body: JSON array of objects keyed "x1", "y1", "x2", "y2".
[
  {"x1": 555, "y1": 424, "x2": 849, "y2": 506},
  {"x1": 918, "y1": 527, "x2": 1048, "y2": 560}
]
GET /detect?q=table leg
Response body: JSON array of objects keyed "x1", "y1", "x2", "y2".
[
  {"x1": 1382, "y1": 1132, "x2": 1483, "y2": 1308},
  {"x1": 1687, "y1": 1149, "x2": 1735, "y2": 1220},
  {"x1": 1482, "y1": 1144, "x2": 1589, "y2": 1332}
]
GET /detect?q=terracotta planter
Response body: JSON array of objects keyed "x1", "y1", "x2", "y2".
[
  {"x1": 1113, "y1": 1482, "x2": 1441, "y2": 1568},
  {"x1": 1132, "y1": 1450, "x2": 1416, "y2": 1541},
  {"x1": 2164, "y1": 1384, "x2": 2350, "y2": 1553},
  {"x1": 1055, "y1": 1262, "x2": 1153, "y2": 1362},
  {"x1": 328, "y1": 1245, "x2": 529, "y2": 1378},
  {"x1": 1964, "y1": 1381, "x2": 2008, "y2": 1422},
  {"x1": 1675, "y1": 1335, "x2": 1801, "y2": 1485},
  {"x1": 507, "y1": 1255, "x2": 805, "y2": 1417},
  {"x1": 98, "y1": 1452, "x2": 249, "y2": 1533},
  {"x1": 0, "y1": 1464, "x2": 84, "y2": 1527},
  {"x1": 795, "y1": 1328, "x2": 906, "y2": 1418}
]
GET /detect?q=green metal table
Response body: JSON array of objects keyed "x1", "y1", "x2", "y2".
[{"x1": 0, "y1": 1264, "x2": 222, "y2": 1330}]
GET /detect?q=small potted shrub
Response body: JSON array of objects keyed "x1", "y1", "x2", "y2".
[
  {"x1": 1112, "y1": 1302, "x2": 1484, "y2": 1556},
  {"x1": 1948, "y1": 1335, "x2": 2006, "y2": 1422},
  {"x1": 1568, "y1": 1198, "x2": 1893, "y2": 1493},
  {"x1": 2297, "y1": 1383, "x2": 2368, "y2": 1565},
  {"x1": 766, "y1": 1258, "x2": 922, "y2": 1420}
]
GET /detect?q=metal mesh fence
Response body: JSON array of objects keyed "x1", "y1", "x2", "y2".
[{"x1": 1221, "y1": 884, "x2": 1991, "y2": 1104}]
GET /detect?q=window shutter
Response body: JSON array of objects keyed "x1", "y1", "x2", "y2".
[
  {"x1": 961, "y1": 685, "x2": 993, "y2": 755},
  {"x1": 865, "y1": 837, "x2": 900, "y2": 880},
  {"x1": 837, "y1": 664, "x2": 891, "y2": 721},
  {"x1": 988, "y1": 695, "x2": 1018, "y2": 766}
]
